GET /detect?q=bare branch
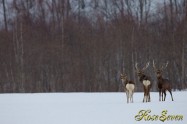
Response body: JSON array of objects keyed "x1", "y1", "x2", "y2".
[
  {"x1": 135, "y1": 62, "x2": 139, "y2": 72},
  {"x1": 153, "y1": 60, "x2": 157, "y2": 71},
  {"x1": 142, "y1": 62, "x2": 150, "y2": 71},
  {"x1": 161, "y1": 61, "x2": 169, "y2": 71}
]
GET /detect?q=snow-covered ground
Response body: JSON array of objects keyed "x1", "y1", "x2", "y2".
[{"x1": 0, "y1": 91, "x2": 186, "y2": 124}]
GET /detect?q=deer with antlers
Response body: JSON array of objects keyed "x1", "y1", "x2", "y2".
[
  {"x1": 153, "y1": 61, "x2": 174, "y2": 101},
  {"x1": 135, "y1": 62, "x2": 152, "y2": 102},
  {"x1": 120, "y1": 73, "x2": 135, "y2": 103}
]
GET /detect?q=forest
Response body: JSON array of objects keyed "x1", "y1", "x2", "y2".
[{"x1": 0, "y1": 0, "x2": 186, "y2": 93}]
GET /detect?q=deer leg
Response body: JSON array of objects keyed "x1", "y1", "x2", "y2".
[
  {"x1": 144, "y1": 92, "x2": 148, "y2": 102},
  {"x1": 146, "y1": 94, "x2": 148, "y2": 102},
  {"x1": 147, "y1": 88, "x2": 150, "y2": 102},
  {"x1": 148, "y1": 92, "x2": 150, "y2": 102},
  {"x1": 143, "y1": 86, "x2": 146, "y2": 102},
  {"x1": 131, "y1": 91, "x2": 134, "y2": 103},
  {"x1": 128, "y1": 91, "x2": 131, "y2": 103},
  {"x1": 129, "y1": 91, "x2": 132, "y2": 103},
  {"x1": 161, "y1": 90, "x2": 164, "y2": 101},
  {"x1": 129, "y1": 91, "x2": 131, "y2": 103},
  {"x1": 163, "y1": 91, "x2": 166, "y2": 101},
  {"x1": 143, "y1": 92, "x2": 145, "y2": 102},
  {"x1": 145, "y1": 90, "x2": 148, "y2": 102},
  {"x1": 147, "y1": 94, "x2": 149, "y2": 102},
  {"x1": 130, "y1": 91, "x2": 133, "y2": 103},
  {"x1": 125, "y1": 90, "x2": 128, "y2": 103},
  {"x1": 147, "y1": 92, "x2": 149, "y2": 102},
  {"x1": 148, "y1": 86, "x2": 151, "y2": 102},
  {"x1": 126, "y1": 91, "x2": 129, "y2": 103},
  {"x1": 159, "y1": 89, "x2": 161, "y2": 101},
  {"x1": 143, "y1": 96, "x2": 144, "y2": 102},
  {"x1": 145, "y1": 88, "x2": 148, "y2": 102},
  {"x1": 169, "y1": 89, "x2": 174, "y2": 101}
]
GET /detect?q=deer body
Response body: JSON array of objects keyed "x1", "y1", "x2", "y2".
[
  {"x1": 138, "y1": 74, "x2": 152, "y2": 102},
  {"x1": 126, "y1": 83, "x2": 135, "y2": 103},
  {"x1": 153, "y1": 61, "x2": 174, "y2": 101},
  {"x1": 121, "y1": 74, "x2": 135, "y2": 103},
  {"x1": 157, "y1": 75, "x2": 174, "y2": 101},
  {"x1": 135, "y1": 62, "x2": 152, "y2": 102},
  {"x1": 143, "y1": 80, "x2": 151, "y2": 87}
]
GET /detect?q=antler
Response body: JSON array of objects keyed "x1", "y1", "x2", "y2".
[
  {"x1": 161, "y1": 61, "x2": 169, "y2": 71},
  {"x1": 165, "y1": 61, "x2": 169, "y2": 68},
  {"x1": 142, "y1": 62, "x2": 150, "y2": 71},
  {"x1": 135, "y1": 62, "x2": 139, "y2": 72},
  {"x1": 153, "y1": 60, "x2": 157, "y2": 71}
]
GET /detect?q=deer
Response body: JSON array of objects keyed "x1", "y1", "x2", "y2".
[
  {"x1": 135, "y1": 62, "x2": 152, "y2": 102},
  {"x1": 120, "y1": 73, "x2": 135, "y2": 103},
  {"x1": 153, "y1": 60, "x2": 174, "y2": 101}
]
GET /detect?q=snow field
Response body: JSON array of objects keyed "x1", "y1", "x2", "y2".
[{"x1": 0, "y1": 91, "x2": 186, "y2": 124}]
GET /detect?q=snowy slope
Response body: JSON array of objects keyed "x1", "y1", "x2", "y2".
[{"x1": 0, "y1": 92, "x2": 186, "y2": 124}]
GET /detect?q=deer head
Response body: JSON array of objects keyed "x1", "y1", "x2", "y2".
[
  {"x1": 135, "y1": 62, "x2": 150, "y2": 77},
  {"x1": 120, "y1": 73, "x2": 128, "y2": 79},
  {"x1": 153, "y1": 60, "x2": 168, "y2": 78},
  {"x1": 120, "y1": 73, "x2": 128, "y2": 86}
]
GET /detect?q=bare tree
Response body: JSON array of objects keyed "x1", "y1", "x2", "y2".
[{"x1": 2, "y1": 0, "x2": 7, "y2": 31}]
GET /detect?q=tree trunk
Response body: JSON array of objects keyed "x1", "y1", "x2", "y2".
[
  {"x1": 181, "y1": 40, "x2": 185, "y2": 89},
  {"x1": 2, "y1": 0, "x2": 7, "y2": 31}
]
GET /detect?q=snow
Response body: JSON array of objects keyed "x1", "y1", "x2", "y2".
[{"x1": 0, "y1": 91, "x2": 186, "y2": 124}]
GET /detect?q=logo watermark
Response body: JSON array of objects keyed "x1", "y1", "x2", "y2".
[{"x1": 135, "y1": 109, "x2": 183, "y2": 122}]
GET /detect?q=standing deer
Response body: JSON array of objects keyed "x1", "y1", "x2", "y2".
[
  {"x1": 135, "y1": 62, "x2": 152, "y2": 102},
  {"x1": 153, "y1": 61, "x2": 174, "y2": 101},
  {"x1": 120, "y1": 73, "x2": 135, "y2": 103}
]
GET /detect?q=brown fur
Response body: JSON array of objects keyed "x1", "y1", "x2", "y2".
[
  {"x1": 135, "y1": 62, "x2": 152, "y2": 102},
  {"x1": 156, "y1": 71, "x2": 174, "y2": 101},
  {"x1": 120, "y1": 74, "x2": 135, "y2": 103},
  {"x1": 153, "y1": 61, "x2": 174, "y2": 101},
  {"x1": 138, "y1": 73, "x2": 152, "y2": 102}
]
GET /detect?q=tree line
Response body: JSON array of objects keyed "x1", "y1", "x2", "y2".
[{"x1": 0, "y1": 0, "x2": 187, "y2": 93}]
